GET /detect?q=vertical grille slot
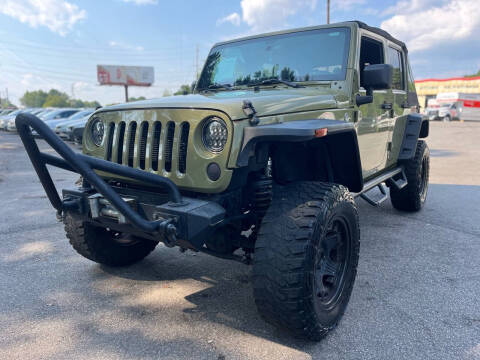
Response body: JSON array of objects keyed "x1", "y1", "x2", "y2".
[
  {"x1": 139, "y1": 122, "x2": 149, "y2": 170},
  {"x1": 178, "y1": 122, "x2": 189, "y2": 174},
  {"x1": 106, "y1": 122, "x2": 115, "y2": 161},
  {"x1": 164, "y1": 122, "x2": 175, "y2": 172},
  {"x1": 117, "y1": 122, "x2": 126, "y2": 164},
  {"x1": 151, "y1": 121, "x2": 161, "y2": 171},
  {"x1": 127, "y1": 122, "x2": 137, "y2": 167}
]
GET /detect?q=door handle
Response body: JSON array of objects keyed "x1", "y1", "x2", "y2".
[{"x1": 381, "y1": 102, "x2": 393, "y2": 110}]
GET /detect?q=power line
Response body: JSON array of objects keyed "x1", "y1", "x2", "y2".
[{"x1": 0, "y1": 38, "x2": 183, "y2": 54}]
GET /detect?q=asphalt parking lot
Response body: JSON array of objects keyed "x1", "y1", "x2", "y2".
[{"x1": 0, "y1": 122, "x2": 479, "y2": 360}]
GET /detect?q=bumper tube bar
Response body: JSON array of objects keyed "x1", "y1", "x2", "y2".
[{"x1": 15, "y1": 113, "x2": 183, "y2": 234}]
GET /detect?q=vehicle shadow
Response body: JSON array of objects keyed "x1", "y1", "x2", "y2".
[
  {"x1": 97, "y1": 182, "x2": 480, "y2": 355},
  {"x1": 2, "y1": 183, "x2": 478, "y2": 359},
  {"x1": 99, "y1": 248, "x2": 309, "y2": 347}
]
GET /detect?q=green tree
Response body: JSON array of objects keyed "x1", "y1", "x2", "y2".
[
  {"x1": 1, "y1": 97, "x2": 16, "y2": 108},
  {"x1": 69, "y1": 99, "x2": 101, "y2": 108},
  {"x1": 174, "y1": 84, "x2": 192, "y2": 95},
  {"x1": 464, "y1": 70, "x2": 480, "y2": 78},
  {"x1": 162, "y1": 89, "x2": 172, "y2": 97},
  {"x1": 81, "y1": 100, "x2": 101, "y2": 108},
  {"x1": 20, "y1": 90, "x2": 48, "y2": 107},
  {"x1": 128, "y1": 96, "x2": 146, "y2": 102},
  {"x1": 43, "y1": 89, "x2": 70, "y2": 107},
  {"x1": 280, "y1": 67, "x2": 295, "y2": 81}
]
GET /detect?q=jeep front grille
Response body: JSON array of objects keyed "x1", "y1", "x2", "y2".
[
  {"x1": 105, "y1": 120, "x2": 190, "y2": 175},
  {"x1": 178, "y1": 123, "x2": 190, "y2": 174},
  {"x1": 151, "y1": 122, "x2": 161, "y2": 171}
]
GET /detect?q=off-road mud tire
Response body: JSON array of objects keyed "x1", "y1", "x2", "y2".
[
  {"x1": 252, "y1": 182, "x2": 360, "y2": 341},
  {"x1": 390, "y1": 140, "x2": 430, "y2": 212},
  {"x1": 64, "y1": 214, "x2": 157, "y2": 266}
]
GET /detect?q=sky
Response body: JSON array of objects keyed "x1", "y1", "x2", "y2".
[{"x1": 0, "y1": 0, "x2": 479, "y2": 106}]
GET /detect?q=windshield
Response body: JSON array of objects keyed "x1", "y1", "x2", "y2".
[
  {"x1": 68, "y1": 110, "x2": 93, "y2": 120},
  {"x1": 197, "y1": 27, "x2": 351, "y2": 90},
  {"x1": 8, "y1": 110, "x2": 22, "y2": 116},
  {"x1": 42, "y1": 110, "x2": 62, "y2": 120}
]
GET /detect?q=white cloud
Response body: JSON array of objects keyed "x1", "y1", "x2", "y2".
[
  {"x1": 122, "y1": 0, "x2": 158, "y2": 5},
  {"x1": 239, "y1": 0, "x2": 317, "y2": 31},
  {"x1": 109, "y1": 40, "x2": 144, "y2": 52},
  {"x1": 217, "y1": 12, "x2": 241, "y2": 26},
  {"x1": 382, "y1": 0, "x2": 442, "y2": 16},
  {"x1": 0, "y1": 0, "x2": 86, "y2": 36},
  {"x1": 381, "y1": 0, "x2": 480, "y2": 52},
  {"x1": 333, "y1": 0, "x2": 366, "y2": 10}
]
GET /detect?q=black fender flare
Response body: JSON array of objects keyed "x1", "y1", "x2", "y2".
[
  {"x1": 237, "y1": 119, "x2": 364, "y2": 192},
  {"x1": 398, "y1": 113, "x2": 428, "y2": 160}
]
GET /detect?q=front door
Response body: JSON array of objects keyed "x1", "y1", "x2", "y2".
[
  {"x1": 356, "y1": 35, "x2": 393, "y2": 178},
  {"x1": 385, "y1": 44, "x2": 408, "y2": 168}
]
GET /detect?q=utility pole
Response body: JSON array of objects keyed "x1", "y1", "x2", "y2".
[
  {"x1": 124, "y1": 85, "x2": 129, "y2": 102},
  {"x1": 327, "y1": 0, "x2": 330, "y2": 24},
  {"x1": 3, "y1": 88, "x2": 9, "y2": 107}
]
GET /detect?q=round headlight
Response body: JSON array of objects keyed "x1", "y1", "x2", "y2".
[
  {"x1": 202, "y1": 117, "x2": 228, "y2": 153},
  {"x1": 90, "y1": 118, "x2": 104, "y2": 146}
]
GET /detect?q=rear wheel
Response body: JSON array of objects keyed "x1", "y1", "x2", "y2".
[
  {"x1": 252, "y1": 182, "x2": 360, "y2": 341},
  {"x1": 64, "y1": 214, "x2": 157, "y2": 266},
  {"x1": 390, "y1": 140, "x2": 430, "y2": 212}
]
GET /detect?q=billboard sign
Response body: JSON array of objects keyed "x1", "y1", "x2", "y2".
[{"x1": 97, "y1": 65, "x2": 154, "y2": 86}]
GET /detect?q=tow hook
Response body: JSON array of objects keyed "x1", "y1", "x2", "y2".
[
  {"x1": 162, "y1": 220, "x2": 178, "y2": 247},
  {"x1": 153, "y1": 213, "x2": 178, "y2": 248}
]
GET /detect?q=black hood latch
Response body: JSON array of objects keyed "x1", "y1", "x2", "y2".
[{"x1": 242, "y1": 100, "x2": 260, "y2": 126}]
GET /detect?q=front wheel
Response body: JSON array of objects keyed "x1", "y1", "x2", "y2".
[
  {"x1": 252, "y1": 182, "x2": 360, "y2": 341},
  {"x1": 443, "y1": 115, "x2": 451, "y2": 122},
  {"x1": 64, "y1": 214, "x2": 158, "y2": 266}
]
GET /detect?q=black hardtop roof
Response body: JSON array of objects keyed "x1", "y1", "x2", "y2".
[
  {"x1": 353, "y1": 21, "x2": 408, "y2": 53},
  {"x1": 212, "y1": 20, "x2": 408, "y2": 54}
]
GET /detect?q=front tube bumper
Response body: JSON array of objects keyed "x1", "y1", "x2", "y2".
[{"x1": 15, "y1": 113, "x2": 183, "y2": 234}]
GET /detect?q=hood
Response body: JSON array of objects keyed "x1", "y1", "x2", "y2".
[{"x1": 97, "y1": 87, "x2": 344, "y2": 120}]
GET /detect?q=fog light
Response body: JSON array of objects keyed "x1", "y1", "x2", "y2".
[{"x1": 207, "y1": 162, "x2": 221, "y2": 181}]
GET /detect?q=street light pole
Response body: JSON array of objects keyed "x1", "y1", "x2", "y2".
[{"x1": 327, "y1": 0, "x2": 330, "y2": 24}]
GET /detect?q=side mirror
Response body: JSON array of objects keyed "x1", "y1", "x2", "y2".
[{"x1": 356, "y1": 64, "x2": 393, "y2": 106}]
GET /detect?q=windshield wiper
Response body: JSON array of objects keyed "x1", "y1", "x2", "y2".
[
  {"x1": 249, "y1": 78, "x2": 304, "y2": 88},
  {"x1": 200, "y1": 83, "x2": 233, "y2": 92}
]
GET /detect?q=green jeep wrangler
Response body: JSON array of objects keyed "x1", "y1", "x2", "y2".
[{"x1": 17, "y1": 21, "x2": 429, "y2": 340}]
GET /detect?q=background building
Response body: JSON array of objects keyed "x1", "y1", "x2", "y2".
[{"x1": 415, "y1": 76, "x2": 480, "y2": 110}]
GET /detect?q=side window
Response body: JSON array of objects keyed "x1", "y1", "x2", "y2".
[
  {"x1": 62, "y1": 111, "x2": 75, "y2": 117},
  {"x1": 407, "y1": 60, "x2": 416, "y2": 92},
  {"x1": 387, "y1": 47, "x2": 404, "y2": 90},
  {"x1": 359, "y1": 36, "x2": 384, "y2": 89}
]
